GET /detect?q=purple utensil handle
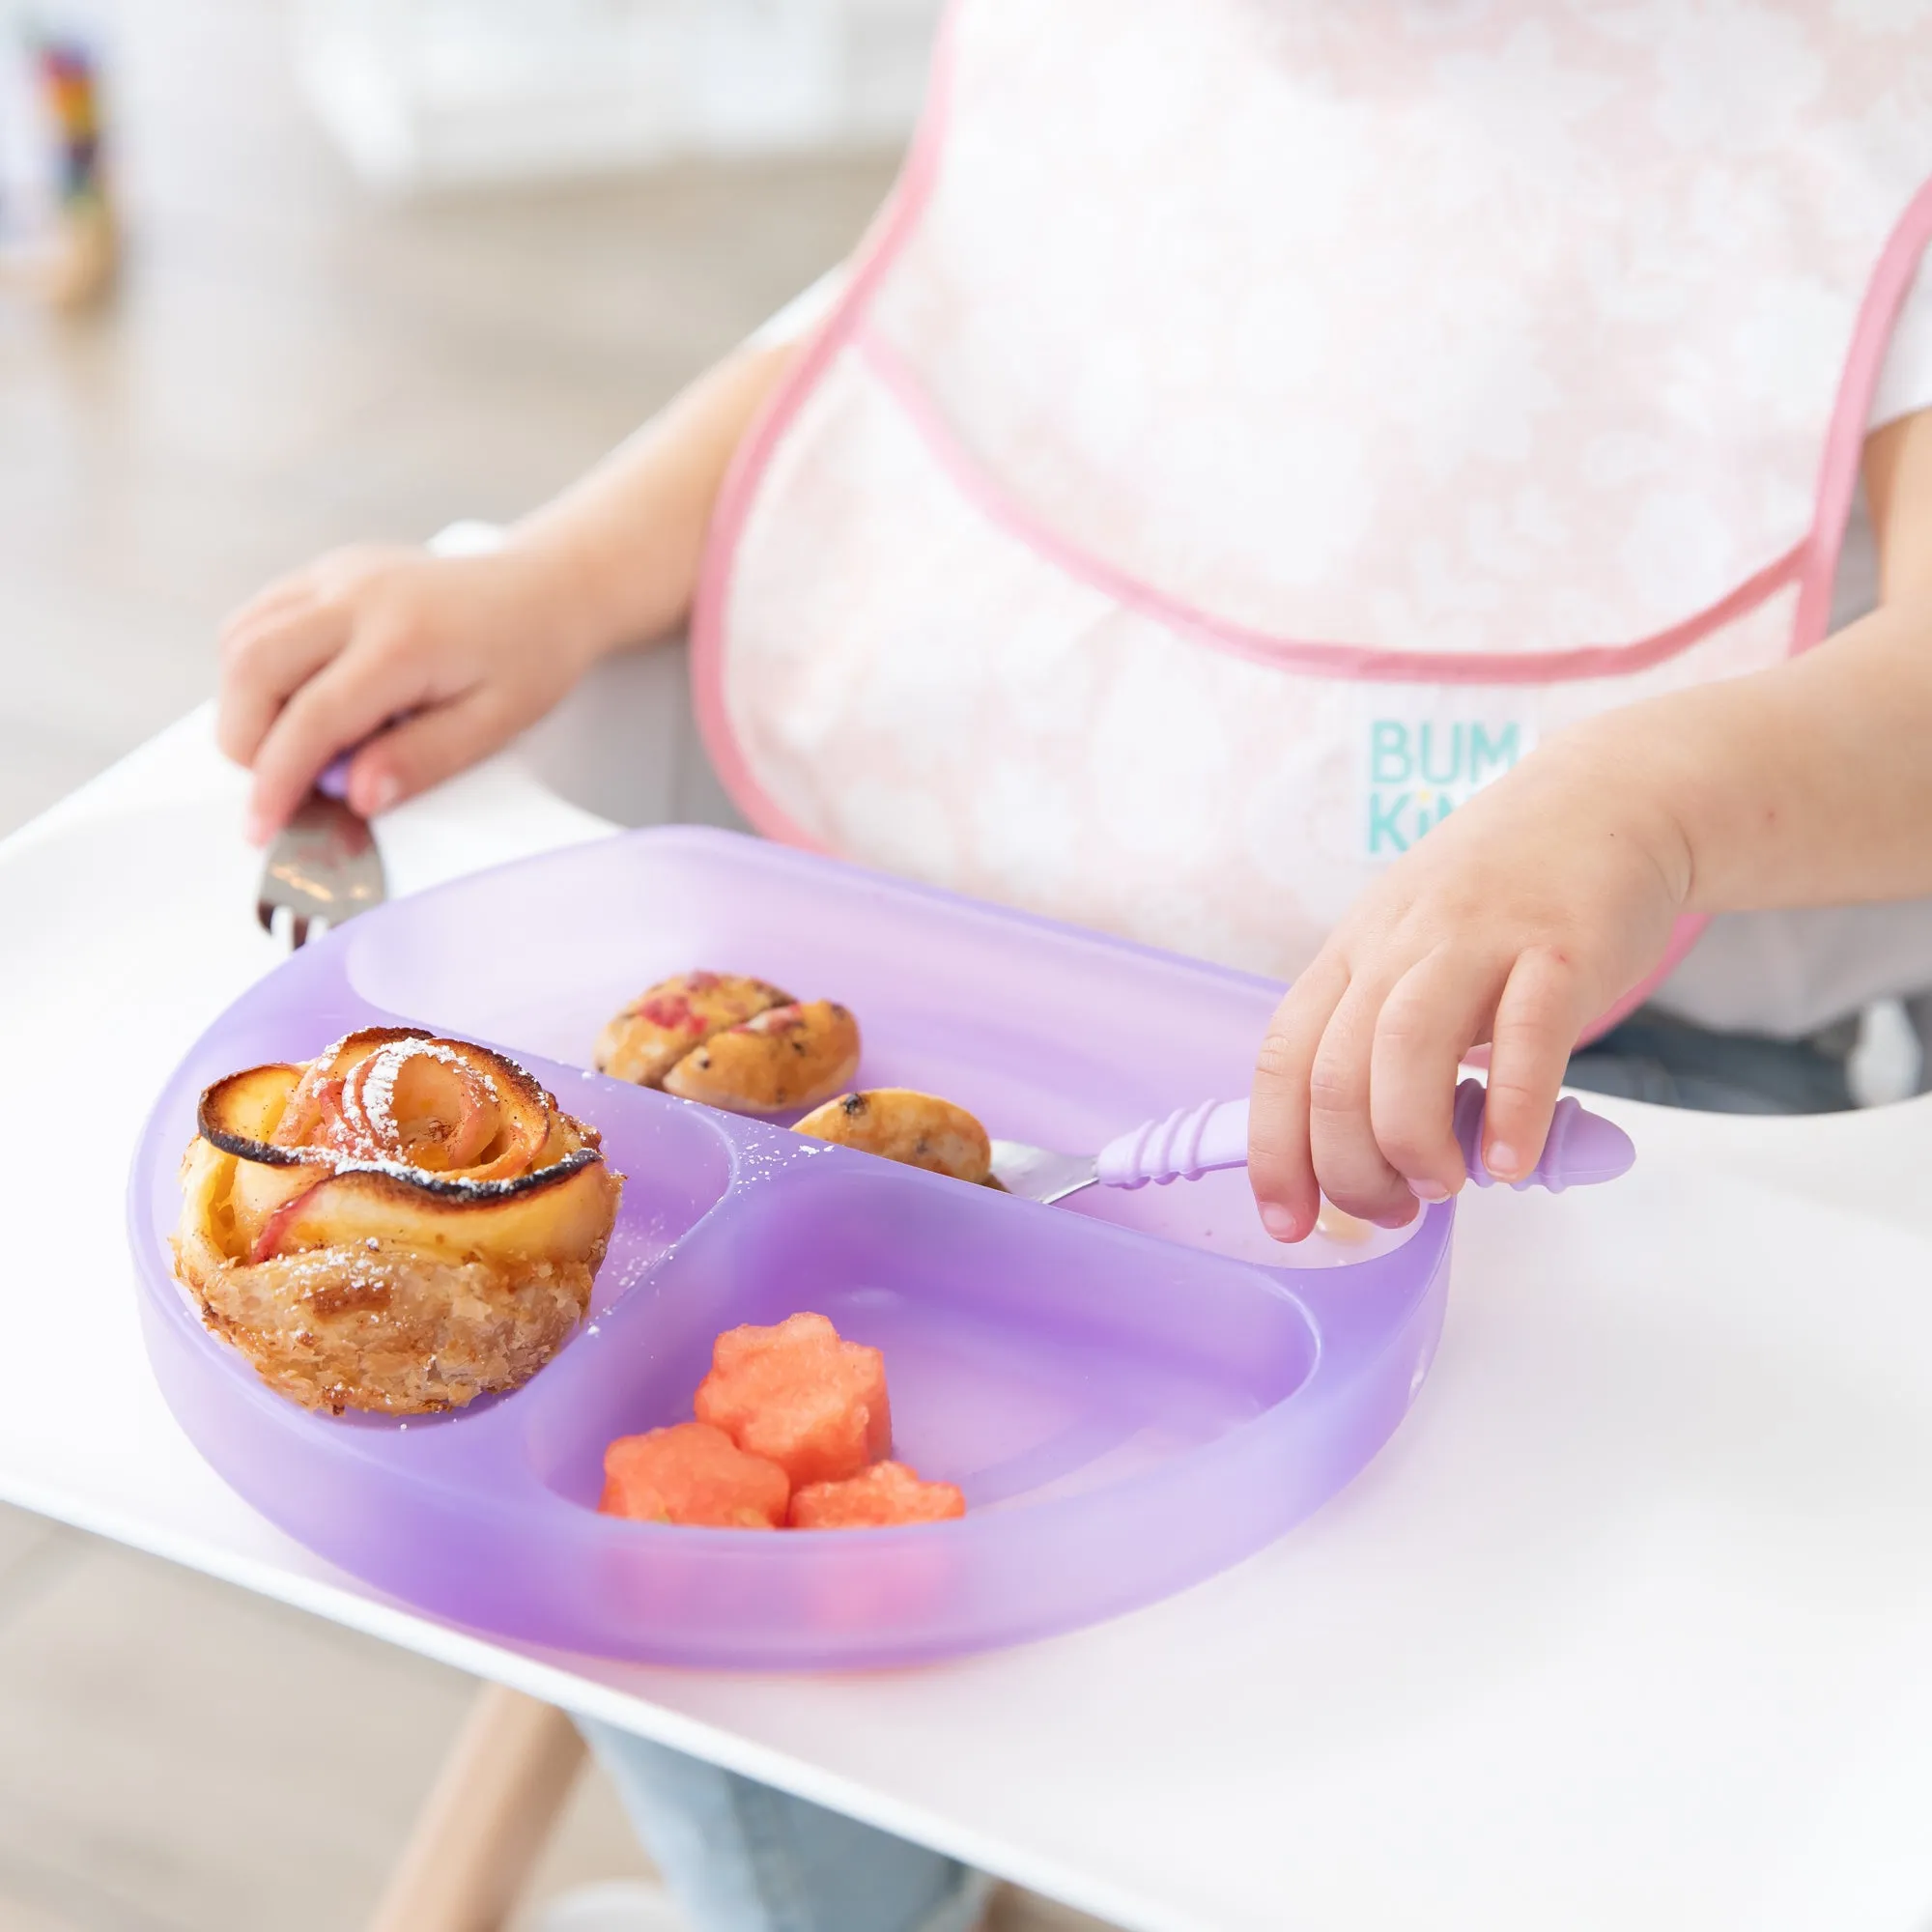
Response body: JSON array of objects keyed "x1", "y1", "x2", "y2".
[
  {"x1": 316, "y1": 752, "x2": 354, "y2": 803},
  {"x1": 317, "y1": 710, "x2": 418, "y2": 803},
  {"x1": 1096, "y1": 1077, "x2": 1634, "y2": 1194},
  {"x1": 1096, "y1": 1096, "x2": 1251, "y2": 1188},
  {"x1": 1450, "y1": 1078, "x2": 1634, "y2": 1191}
]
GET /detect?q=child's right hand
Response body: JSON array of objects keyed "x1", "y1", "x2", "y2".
[
  {"x1": 1246, "y1": 726, "x2": 1690, "y2": 1238},
  {"x1": 214, "y1": 331, "x2": 810, "y2": 842},
  {"x1": 216, "y1": 540, "x2": 600, "y2": 843}
]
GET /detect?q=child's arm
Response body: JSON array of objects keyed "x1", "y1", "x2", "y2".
[
  {"x1": 217, "y1": 337, "x2": 796, "y2": 842},
  {"x1": 1248, "y1": 407, "x2": 1932, "y2": 1240}
]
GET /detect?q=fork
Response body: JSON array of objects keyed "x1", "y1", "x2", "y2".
[
  {"x1": 255, "y1": 753, "x2": 386, "y2": 948},
  {"x1": 988, "y1": 1077, "x2": 1634, "y2": 1205},
  {"x1": 250, "y1": 526, "x2": 508, "y2": 947}
]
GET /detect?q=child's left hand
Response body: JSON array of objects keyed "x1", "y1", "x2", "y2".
[{"x1": 1246, "y1": 731, "x2": 1689, "y2": 1240}]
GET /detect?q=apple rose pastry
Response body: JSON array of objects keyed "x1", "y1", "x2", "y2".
[
  {"x1": 174, "y1": 1028, "x2": 622, "y2": 1416},
  {"x1": 596, "y1": 972, "x2": 861, "y2": 1116},
  {"x1": 793, "y1": 1090, "x2": 994, "y2": 1185}
]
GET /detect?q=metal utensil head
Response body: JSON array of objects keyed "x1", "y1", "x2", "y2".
[
  {"x1": 987, "y1": 1139, "x2": 1098, "y2": 1206},
  {"x1": 255, "y1": 790, "x2": 385, "y2": 949}
]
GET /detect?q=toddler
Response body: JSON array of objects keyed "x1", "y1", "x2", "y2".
[{"x1": 218, "y1": 4, "x2": 1932, "y2": 1927}]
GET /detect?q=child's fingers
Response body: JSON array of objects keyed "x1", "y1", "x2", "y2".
[
  {"x1": 1367, "y1": 949, "x2": 1493, "y2": 1200},
  {"x1": 1249, "y1": 958, "x2": 1348, "y2": 1242},
  {"x1": 217, "y1": 572, "x2": 318, "y2": 649},
  {"x1": 1481, "y1": 946, "x2": 1593, "y2": 1180},
  {"x1": 245, "y1": 650, "x2": 432, "y2": 843},
  {"x1": 345, "y1": 690, "x2": 518, "y2": 817},
  {"x1": 214, "y1": 602, "x2": 350, "y2": 768},
  {"x1": 1307, "y1": 978, "x2": 1416, "y2": 1227}
]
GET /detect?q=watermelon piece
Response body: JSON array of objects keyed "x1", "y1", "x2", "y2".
[
  {"x1": 789, "y1": 1461, "x2": 967, "y2": 1529},
  {"x1": 695, "y1": 1312, "x2": 892, "y2": 1488},
  {"x1": 598, "y1": 1422, "x2": 789, "y2": 1529}
]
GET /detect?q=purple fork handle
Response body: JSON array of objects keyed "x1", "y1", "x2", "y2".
[
  {"x1": 1095, "y1": 1077, "x2": 1634, "y2": 1194},
  {"x1": 315, "y1": 708, "x2": 424, "y2": 807},
  {"x1": 316, "y1": 752, "x2": 355, "y2": 803}
]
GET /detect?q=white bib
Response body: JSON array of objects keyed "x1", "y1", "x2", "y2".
[{"x1": 694, "y1": 0, "x2": 1932, "y2": 1032}]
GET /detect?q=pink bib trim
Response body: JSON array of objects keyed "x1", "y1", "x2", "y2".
[
  {"x1": 853, "y1": 327, "x2": 1813, "y2": 687},
  {"x1": 691, "y1": 0, "x2": 1932, "y2": 1042}
]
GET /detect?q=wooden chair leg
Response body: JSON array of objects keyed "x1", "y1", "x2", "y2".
[{"x1": 366, "y1": 1682, "x2": 589, "y2": 1932}]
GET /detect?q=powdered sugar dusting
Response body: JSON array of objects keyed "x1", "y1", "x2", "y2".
[
  {"x1": 257, "y1": 1032, "x2": 577, "y2": 1192},
  {"x1": 341, "y1": 1037, "x2": 498, "y2": 1157},
  {"x1": 354, "y1": 1046, "x2": 401, "y2": 1140}
]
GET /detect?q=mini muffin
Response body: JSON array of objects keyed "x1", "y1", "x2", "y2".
[
  {"x1": 792, "y1": 1089, "x2": 992, "y2": 1184},
  {"x1": 595, "y1": 974, "x2": 860, "y2": 1115},
  {"x1": 593, "y1": 971, "x2": 791, "y2": 1087},
  {"x1": 174, "y1": 1028, "x2": 622, "y2": 1415},
  {"x1": 660, "y1": 1001, "x2": 862, "y2": 1116}
]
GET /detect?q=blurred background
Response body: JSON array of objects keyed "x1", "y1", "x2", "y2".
[
  {"x1": 0, "y1": 0, "x2": 917, "y2": 834},
  {"x1": 0, "y1": 4, "x2": 1000, "y2": 1928}
]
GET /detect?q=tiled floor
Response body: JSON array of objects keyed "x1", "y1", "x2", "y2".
[{"x1": 0, "y1": 6, "x2": 1114, "y2": 1929}]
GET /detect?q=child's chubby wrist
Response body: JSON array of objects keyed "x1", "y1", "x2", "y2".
[
  {"x1": 1540, "y1": 710, "x2": 1700, "y2": 912},
  {"x1": 497, "y1": 523, "x2": 631, "y2": 674}
]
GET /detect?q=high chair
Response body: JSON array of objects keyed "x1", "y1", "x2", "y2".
[{"x1": 367, "y1": 1684, "x2": 589, "y2": 1932}]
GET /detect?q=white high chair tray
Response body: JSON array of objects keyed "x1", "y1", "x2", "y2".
[{"x1": 5, "y1": 703, "x2": 1932, "y2": 1932}]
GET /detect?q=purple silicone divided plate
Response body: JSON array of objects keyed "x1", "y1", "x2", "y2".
[{"x1": 128, "y1": 828, "x2": 1450, "y2": 1669}]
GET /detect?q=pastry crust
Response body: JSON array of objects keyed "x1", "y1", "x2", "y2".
[
  {"x1": 593, "y1": 972, "x2": 791, "y2": 1088},
  {"x1": 661, "y1": 1001, "x2": 861, "y2": 1115},
  {"x1": 792, "y1": 1089, "x2": 992, "y2": 1184},
  {"x1": 175, "y1": 1212, "x2": 596, "y2": 1416},
  {"x1": 174, "y1": 1031, "x2": 621, "y2": 1415}
]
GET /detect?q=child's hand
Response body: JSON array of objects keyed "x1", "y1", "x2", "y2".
[
  {"x1": 214, "y1": 331, "x2": 807, "y2": 842},
  {"x1": 216, "y1": 541, "x2": 599, "y2": 842},
  {"x1": 1247, "y1": 738, "x2": 1690, "y2": 1239}
]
